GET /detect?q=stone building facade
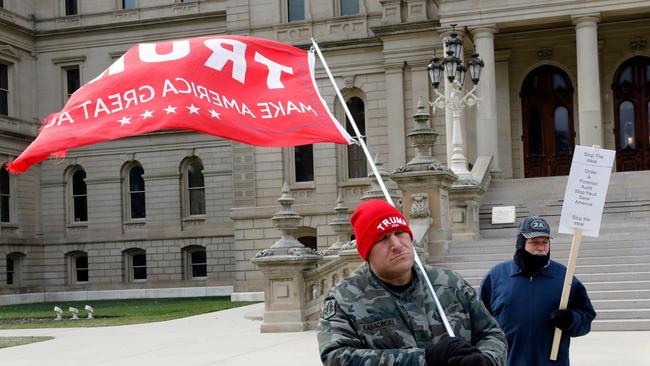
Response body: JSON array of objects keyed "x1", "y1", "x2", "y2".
[{"x1": 1, "y1": 0, "x2": 649, "y2": 294}]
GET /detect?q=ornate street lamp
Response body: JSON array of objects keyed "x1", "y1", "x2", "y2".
[{"x1": 427, "y1": 24, "x2": 485, "y2": 180}]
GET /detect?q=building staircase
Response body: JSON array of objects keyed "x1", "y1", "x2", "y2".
[{"x1": 430, "y1": 170, "x2": 650, "y2": 331}]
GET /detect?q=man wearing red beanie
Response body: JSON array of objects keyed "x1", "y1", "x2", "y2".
[{"x1": 318, "y1": 200, "x2": 507, "y2": 366}]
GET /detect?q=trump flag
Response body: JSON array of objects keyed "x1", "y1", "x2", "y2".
[{"x1": 7, "y1": 35, "x2": 353, "y2": 174}]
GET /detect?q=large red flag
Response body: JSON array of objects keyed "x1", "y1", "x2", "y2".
[{"x1": 7, "y1": 35, "x2": 353, "y2": 174}]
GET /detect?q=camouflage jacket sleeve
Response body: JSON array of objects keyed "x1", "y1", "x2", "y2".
[
  {"x1": 317, "y1": 295, "x2": 426, "y2": 366},
  {"x1": 456, "y1": 275, "x2": 507, "y2": 366}
]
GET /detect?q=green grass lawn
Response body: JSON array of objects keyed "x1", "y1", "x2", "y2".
[
  {"x1": 0, "y1": 336, "x2": 54, "y2": 348},
  {"x1": 0, "y1": 296, "x2": 257, "y2": 329}
]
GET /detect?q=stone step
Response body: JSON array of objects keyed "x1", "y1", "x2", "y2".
[
  {"x1": 448, "y1": 237, "x2": 648, "y2": 250},
  {"x1": 589, "y1": 289, "x2": 650, "y2": 301},
  {"x1": 582, "y1": 280, "x2": 650, "y2": 291},
  {"x1": 453, "y1": 263, "x2": 650, "y2": 277},
  {"x1": 435, "y1": 247, "x2": 650, "y2": 262},
  {"x1": 463, "y1": 271, "x2": 650, "y2": 286},
  {"x1": 435, "y1": 255, "x2": 650, "y2": 271},
  {"x1": 591, "y1": 299, "x2": 650, "y2": 310},
  {"x1": 591, "y1": 319, "x2": 650, "y2": 331},
  {"x1": 596, "y1": 308, "x2": 650, "y2": 320}
]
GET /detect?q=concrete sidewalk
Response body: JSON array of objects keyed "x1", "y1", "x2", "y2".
[{"x1": 0, "y1": 303, "x2": 647, "y2": 365}]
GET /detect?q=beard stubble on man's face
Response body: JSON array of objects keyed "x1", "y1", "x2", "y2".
[{"x1": 368, "y1": 231, "x2": 415, "y2": 285}]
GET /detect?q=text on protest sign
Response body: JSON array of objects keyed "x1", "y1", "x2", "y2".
[{"x1": 558, "y1": 146, "x2": 615, "y2": 237}]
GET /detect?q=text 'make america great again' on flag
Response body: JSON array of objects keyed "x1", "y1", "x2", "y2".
[{"x1": 7, "y1": 35, "x2": 353, "y2": 174}]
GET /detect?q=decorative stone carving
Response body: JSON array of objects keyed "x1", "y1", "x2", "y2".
[
  {"x1": 410, "y1": 193, "x2": 430, "y2": 219},
  {"x1": 630, "y1": 36, "x2": 647, "y2": 52},
  {"x1": 361, "y1": 154, "x2": 401, "y2": 202},
  {"x1": 536, "y1": 47, "x2": 553, "y2": 59}
]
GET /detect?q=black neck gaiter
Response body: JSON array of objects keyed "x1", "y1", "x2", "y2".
[{"x1": 514, "y1": 248, "x2": 550, "y2": 276}]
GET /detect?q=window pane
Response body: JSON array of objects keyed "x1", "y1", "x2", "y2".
[
  {"x1": 646, "y1": 65, "x2": 650, "y2": 83},
  {"x1": 122, "y1": 0, "x2": 136, "y2": 9},
  {"x1": 75, "y1": 255, "x2": 88, "y2": 269},
  {"x1": 0, "y1": 166, "x2": 8, "y2": 194},
  {"x1": 66, "y1": 68, "x2": 80, "y2": 96},
  {"x1": 129, "y1": 166, "x2": 145, "y2": 192},
  {"x1": 132, "y1": 253, "x2": 146, "y2": 266},
  {"x1": 130, "y1": 192, "x2": 146, "y2": 219},
  {"x1": 294, "y1": 145, "x2": 314, "y2": 182},
  {"x1": 554, "y1": 106, "x2": 570, "y2": 153},
  {"x1": 528, "y1": 106, "x2": 543, "y2": 155},
  {"x1": 65, "y1": 0, "x2": 78, "y2": 15},
  {"x1": 0, "y1": 64, "x2": 7, "y2": 89},
  {"x1": 187, "y1": 162, "x2": 204, "y2": 188},
  {"x1": 74, "y1": 196, "x2": 87, "y2": 222},
  {"x1": 0, "y1": 90, "x2": 7, "y2": 115},
  {"x1": 76, "y1": 269, "x2": 88, "y2": 282},
  {"x1": 191, "y1": 250, "x2": 206, "y2": 264},
  {"x1": 620, "y1": 101, "x2": 636, "y2": 149},
  {"x1": 189, "y1": 189, "x2": 206, "y2": 215},
  {"x1": 552, "y1": 74, "x2": 568, "y2": 92},
  {"x1": 346, "y1": 97, "x2": 367, "y2": 178},
  {"x1": 192, "y1": 264, "x2": 207, "y2": 277},
  {"x1": 618, "y1": 66, "x2": 633, "y2": 84},
  {"x1": 287, "y1": 0, "x2": 305, "y2": 21},
  {"x1": 1, "y1": 196, "x2": 8, "y2": 222},
  {"x1": 6, "y1": 257, "x2": 12, "y2": 271},
  {"x1": 72, "y1": 170, "x2": 86, "y2": 195},
  {"x1": 6, "y1": 257, "x2": 13, "y2": 285},
  {"x1": 340, "y1": 0, "x2": 359, "y2": 16},
  {"x1": 133, "y1": 267, "x2": 147, "y2": 280}
]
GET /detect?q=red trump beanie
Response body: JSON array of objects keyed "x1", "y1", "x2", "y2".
[{"x1": 350, "y1": 200, "x2": 413, "y2": 261}]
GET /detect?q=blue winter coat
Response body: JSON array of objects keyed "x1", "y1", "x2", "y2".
[{"x1": 479, "y1": 259, "x2": 596, "y2": 366}]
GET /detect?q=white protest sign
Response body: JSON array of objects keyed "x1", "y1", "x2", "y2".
[{"x1": 558, "y1": 145, "x2": 615, "y2": 237}]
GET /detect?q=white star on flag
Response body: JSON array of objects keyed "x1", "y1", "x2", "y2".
[
  {"x1": 208, "y1": 109, "x2": 221, "y2": 119},
  {"x1": 186, "y1": 104, "x2": 200, "y2": 115},
  {"x1": 140, "y1": 110, "x2": 154, "y2": 119},
  {"x1": 118, "y1": 116, "x2": 132, "y2": 126},
  {"x1": 163, "y1": 105, "x2": 177, "y2": 114}
]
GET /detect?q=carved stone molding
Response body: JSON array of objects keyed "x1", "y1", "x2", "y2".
[
  {"x1": 536, "y1": 47, "x2": 553, "y2": 60},
  {"x1": 630, "y1": 36, "x2": 647, "y2": 52},
  {"x1": 410, "y1": 193, "x2": 430, "y2": 219}
]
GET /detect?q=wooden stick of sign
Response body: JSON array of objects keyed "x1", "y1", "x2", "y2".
[{"x1": 549, "y1": 228, "x2": 583, "y2": 360}]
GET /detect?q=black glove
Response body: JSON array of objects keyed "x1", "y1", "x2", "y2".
[
  {"x1": 448, "y1": 352, "x2": 491, "y2": 366},
  {"x1": 550, "y1": 309, "x2": 574, "y2": 330},
  {"x1": 425, "y1": 336, "x2": 477, "y2": 366}
]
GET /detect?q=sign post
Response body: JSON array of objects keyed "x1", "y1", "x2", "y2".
[{"x1": 550, "y1": 145, "x2": 615, "y2": 360}]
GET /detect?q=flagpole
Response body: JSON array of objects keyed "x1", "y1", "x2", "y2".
[
  {"x1": 310, "y1": 38, "x2": 455, "y2": 337},
  {"x1": 310, "y1": 38, "x2": 394, "y2": 207}
]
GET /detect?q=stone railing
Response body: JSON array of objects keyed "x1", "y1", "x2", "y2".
[{"x1": 303, "y1": 248, "x2": 362, "y2": 329}]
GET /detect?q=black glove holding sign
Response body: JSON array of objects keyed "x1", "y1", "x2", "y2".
[
  {"x1": 550, "y1": 309, "x2": 574, "y2": 331},
  {"x1": 425, "y1": 335, "x2": 483, "y2": 366}
]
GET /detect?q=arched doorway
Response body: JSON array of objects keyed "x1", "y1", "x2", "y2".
[
  {"x1": 520, "y1": 65, "x2": 575, "y2": 177},
  {"x1": 612, "y1": 56, "x2": 650, "y2": 171}
]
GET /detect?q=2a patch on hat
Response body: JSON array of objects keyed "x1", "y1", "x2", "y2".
[{"x1": 518, "y1": 215, "x2": 552, "y2": 239}]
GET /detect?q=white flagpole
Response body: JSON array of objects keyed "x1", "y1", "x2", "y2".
[{"x1": 310, "y1": 38, "x2": 455, "y2": 337}]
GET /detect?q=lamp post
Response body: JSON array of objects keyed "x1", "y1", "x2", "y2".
[{"x1": 428, "y1": 25, "x2": 484, "y2": 180}]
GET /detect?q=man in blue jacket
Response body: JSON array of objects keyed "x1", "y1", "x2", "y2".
[{"x1": 479, "y1": 215, "x2": 596, "y2": 366}]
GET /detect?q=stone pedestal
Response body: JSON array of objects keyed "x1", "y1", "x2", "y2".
[
  {"x1": 449, "y1": 184, "x2": 486, "y2": 241},
  {"x1": 252, "y1": 256, "x2": 321, "y2": 332},
  {"x1": 392, "y1": 98, "x2": 457, "y2": 259}
]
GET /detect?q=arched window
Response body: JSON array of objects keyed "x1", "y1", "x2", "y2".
[
  {"x1": 346, "y1": 96, "x2": 367, "y2": 179},
  {"x1": 1, "y1": 164, "x2": 10, "y2": 223},
  {"x1": 520, "y1": 65, "x2": 575, "y2": 177},
  {"x1": 6, "y1": 252, "x2": 25, "y2": 286},
  {"x1": 67, "y1": 166, "x2": 88, "y2": 223},
  {"x1": 66, "y1": 251, "x2": 88, "y2": 285},
  {"x1": 612, "y1": 56, "x2": 650, "y2": 171},
  {"x1": 182, "y1": 158, "x2": 206, "y2": 217},
  {"x1": 182, "y1": 245, "x2": 207, "y2": 280},
  {"x1": 127, "y1": 164, "x2": 146, "y2": 219},
  {"x1": 123, "y1": 248, "x2": 146, "y2": 282}
]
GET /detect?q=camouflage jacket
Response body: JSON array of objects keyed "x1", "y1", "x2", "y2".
[{"x1": 317, "y1": 262, "x2": 507, "y2": 366}]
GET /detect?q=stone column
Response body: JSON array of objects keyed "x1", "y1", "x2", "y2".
[
  {"x1": 472, "y1": 26, "x2": 501, "y2": 177},
  {"x1": 572, "y1": 14, "x2": 603, "y2": 147},
  {"x1": 385, "y1": 64, "x2": 407, "y2": 171}
]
